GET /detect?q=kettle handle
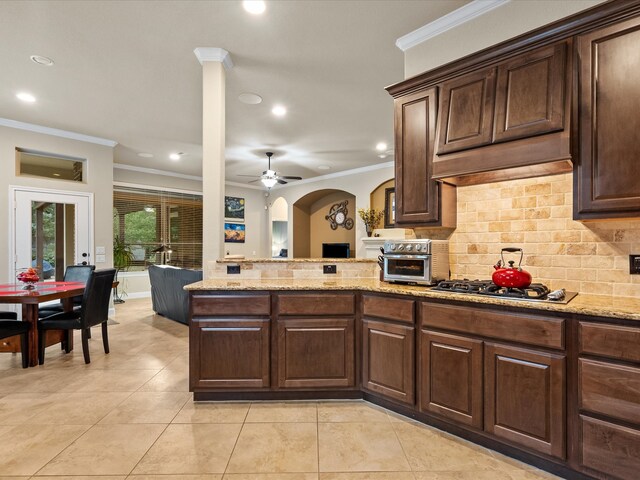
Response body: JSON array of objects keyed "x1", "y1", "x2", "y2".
[{"x1": 500, "y1": 247, "x2": 524, "y2": 268}]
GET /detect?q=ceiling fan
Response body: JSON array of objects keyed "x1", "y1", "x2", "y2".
[{"x1": 239, "y1": 152, "x2": 303, "y2": 188}]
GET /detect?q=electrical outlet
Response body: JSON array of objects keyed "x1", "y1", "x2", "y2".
[
  {"x1": 323, "y1": 264, "x2": 337, "y2": 274},
  {"x1": 227, "y1": 264, "x2": 241, "y2": 275},
  {"x1": 630, "y1": 255, "x2": 640, "y2": 274}
]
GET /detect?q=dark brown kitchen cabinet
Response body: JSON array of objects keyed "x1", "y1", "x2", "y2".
[
  {"x1": 493, "y1": 42, "x2": 567, "y2": 143},
  {"x1": 437, "y1": 67, "x2": 496, "y2": 154},
  {"x1": 190, "y1": 318, "x2": 270, "y2": 390},
  {"x1": 485, "y1": 342, "x2": 566, "y2": 459},
  {"x1": 277, "y1": 317, "x2": 355, "y2": 389},
  {"x1": 575, "y1": 16, "x2": 640, "y2": 219},
  {"x1": 420, "y1": 330, "x2": 483, "y2": 429},
  {"x1": 393, "y1": 87, "x2": 456, "y2": 227},
  {"x1": 362, "y1": 319, "x2": 414, "y2": 405}
]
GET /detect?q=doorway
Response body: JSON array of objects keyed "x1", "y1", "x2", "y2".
[{"x1": 11, "y1": 187, "x2": 93, "y2": 281}]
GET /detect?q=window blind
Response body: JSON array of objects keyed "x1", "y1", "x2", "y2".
[{"x1": 113, "y1": 186, "x2": 202, "y2": 270}]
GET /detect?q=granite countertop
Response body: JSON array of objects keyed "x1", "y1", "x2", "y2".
[
  {"x1": 217, "y1": 258, "x2": 377, "y2": 263},
  {"x1": 185, "y1": 278, "x2": 640, "y2": 322}
]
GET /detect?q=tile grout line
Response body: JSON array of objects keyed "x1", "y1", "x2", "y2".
[{"x1": 221, "y1": 400, "x2": 251, "y2": 476}]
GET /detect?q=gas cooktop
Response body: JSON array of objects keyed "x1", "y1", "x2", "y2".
[{"x1": 432, "y1": 279, "x2": 578, "y2": 304}]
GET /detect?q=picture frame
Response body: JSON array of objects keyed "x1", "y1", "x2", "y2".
[
  {"x1": 384, "y1": 187, "x2": 395, "y2": 228},
  {"x1": 224, "y1": 223, "x2": 246, "y2": 243},
  {"x1": 224, "y1": 196, "x2": 245, "y2": 222}
]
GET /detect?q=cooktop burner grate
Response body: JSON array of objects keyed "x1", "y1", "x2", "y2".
[{"x1": 432, "y1": 279, "x2": 577, "y2": 304}]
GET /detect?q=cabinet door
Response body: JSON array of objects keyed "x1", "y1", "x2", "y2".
[
  {"x1": 575, "y1": 17, "x2": 640, "y2": 218},
  {"x1": 420, "y1": 330, "x2": 483, "y2": 429},
  {"x1": 394, "y1": 87, "x2": 440, "y2": 225},
  {"x1": 484, "y1": 342, "x2": 565, "y2": 459},
  {"x1": 190, "y1": 319, "x2": 270, "y2": 389},
  {"x1": 277, "y1": 318, "x2": 355, "y2": 389},
  {"x1": 437, "y1": 67, "x2": 496, "y2": 154},
  {"x1": 494, "y1": 42, "x2": 567, "y2": 143},
  {"x1": 362, "y1": 319, "x2": 415, "y2": 405}
]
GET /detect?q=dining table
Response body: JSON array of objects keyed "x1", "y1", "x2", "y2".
[{"x1": 0, "y1": 281, "x2": 85, "y2": 367}]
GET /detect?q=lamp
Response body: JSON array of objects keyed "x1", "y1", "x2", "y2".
[
  {"x1": 152, "y1": 244, "x2": 173, "y2": 265},
  {"x1": 261, "y1": 176, "x2": 278, "y2": 189}
]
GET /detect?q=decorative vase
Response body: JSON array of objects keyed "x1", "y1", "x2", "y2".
[{"x1": 366, "y1": 227, "x2": 373, "y2": 237}]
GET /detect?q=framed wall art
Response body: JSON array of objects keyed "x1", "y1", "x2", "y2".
[
  {"x1": 224, "y1": 196, "x2": 245, "y2": 221},
  {"x1": 224, "y1": 223, "x2": 246, "y2": 243},
  {"x1": 384, "y1": 187, "x2": 395, "y2": 228}
]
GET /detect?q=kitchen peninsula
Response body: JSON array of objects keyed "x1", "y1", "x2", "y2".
[{"x1": 187, "y1": 274, "x2": 640, "y2": 480}]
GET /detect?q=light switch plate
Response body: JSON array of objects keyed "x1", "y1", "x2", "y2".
[
  {"x1": 95, "y1": 254, "x2": 106, "y2": 263},
  {"x1": 96, "y1": 246, "x2": 106, "y2": 255}
]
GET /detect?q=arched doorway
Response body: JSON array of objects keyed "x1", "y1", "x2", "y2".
[{"x1": 271, "y1": 197, "x2": 288, "y2": 257}]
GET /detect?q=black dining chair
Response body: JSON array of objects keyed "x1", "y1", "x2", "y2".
[
  {"x1": 0, "y1": 312, "x2": 30, "y2": 368},
  {"x1": 38, "y1": 265, "x2": 95, "y2": 318},
  {"x1": 38, "y1": 268, "x2": 116, "y2": 365}
]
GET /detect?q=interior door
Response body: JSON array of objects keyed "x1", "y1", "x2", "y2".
[{"x1": 12, "y1": 187, "x2": 92, "y2": 281}]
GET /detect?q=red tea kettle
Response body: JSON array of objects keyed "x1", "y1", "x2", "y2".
[{"x1": 492, "y1": 247, "x2": 532, "y2": 289}]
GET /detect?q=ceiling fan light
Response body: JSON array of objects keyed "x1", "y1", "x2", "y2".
[{"x1": 261, "y1": 177, "x2": 278, "y2": 188}]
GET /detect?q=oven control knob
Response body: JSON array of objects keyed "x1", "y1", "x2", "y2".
[
  {"x1": 405, "y1": 244, "x2": 413, "y2": 251},
  {"x1": 388, "y1": 243, "x2": 396, "y2": 251},
  {"x1": 415, "y1": 244, "x2": 422, "y2": 252},
  {"x1": 397, "y1": 244, "x2": 405, "y2": 251}
]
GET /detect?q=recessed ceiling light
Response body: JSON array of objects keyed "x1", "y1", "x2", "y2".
[
  {"x1": 272, "y1": 105, "x2": 286, "y2": 117},
  {"x1": 238, "y1": 93, "x2": 263, "y2": 105},
  {"x1": 243, "y1": 0, "x2": 266, "y2": 15},
  {"x1": 30, "y1": 55, "x2": 54, "y2": 66},
  {"x1": 376, "y1": 142, "x2": 387, "y2": 151},
  {"x1": 317, "y1": 165, "x2": 331, "y2": 170},
  {"x1": 138, "y1": 152, "x2": 154, "y2": 158},
  {"x1": 169, "y1": 153, "x2": 182, "y2": 161},
  {"x1": 378, "y1": 154, "x2": 388, "y2": 159},
  {"x1": 16, "y1": 92, "x2": 36, "y2": 103},
  {"x1": 52, "y1": 173, "x2": 61, "y2": 177}
]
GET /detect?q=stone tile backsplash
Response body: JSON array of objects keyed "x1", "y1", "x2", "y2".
[
  {"x1": 206, "y1": 260, "x2": 378, "y2": 280},
  {"x1": 416, "y1": 173, "x2": 640, "y2": 299}
]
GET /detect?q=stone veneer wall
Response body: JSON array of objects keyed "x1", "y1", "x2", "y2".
[
  {"x1": 416, "y1": 173, "x2": 640, "y2": 298},
  {"x1": 206, "y1": 261, "x2": 378, "y2": 280}
]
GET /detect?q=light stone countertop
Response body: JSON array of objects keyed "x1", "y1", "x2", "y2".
[
  {"x1": 185, "y1": 277, "x2": 640, "y2": 322},
  {"x1": 217, "y1": 258, "x2": 377, "y2": 263}
]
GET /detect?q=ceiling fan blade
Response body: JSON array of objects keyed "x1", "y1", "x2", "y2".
[
  {"x1": 248, "y1": 178, "x2": 262, "y2": 184},
  {"x1": 279, "y1": 176, "x2": 302, "y2": 180},
  {"x1": 237, "y1": 174, "x2": 261, "y2": 177},
  {"x1": 277, "y1": 179, "x2": 288, "y2": 184}
]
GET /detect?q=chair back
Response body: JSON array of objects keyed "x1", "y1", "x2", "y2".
[
  {"x1": 64, "y1": 265, "x2": 95, "y2": 305},
  {"x1": 79, "y1": 268, "x2": 116, "y2": 329}
]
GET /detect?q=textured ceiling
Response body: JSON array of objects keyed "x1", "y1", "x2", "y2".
[{"x1": 0, "y1": 0, "x2": 468, "y2": 183}]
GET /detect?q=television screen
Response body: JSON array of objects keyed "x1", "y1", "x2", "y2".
[{"x1": 322, "y1": 243, "x2": 350, "y2": 259}]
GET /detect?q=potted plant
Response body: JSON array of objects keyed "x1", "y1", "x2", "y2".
[
  {"x1": 113, "y1": 235, "x2": 134, "y2": 303},
  {"x1": 357, "y1": 208, "x2": 384, "y2": 237}
]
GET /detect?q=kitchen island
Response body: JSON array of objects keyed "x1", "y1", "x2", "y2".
[{"x1": 187, "y1": 278, "x2": 640, "y2": 480}]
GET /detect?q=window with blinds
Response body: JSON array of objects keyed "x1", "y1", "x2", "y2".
[{"x1": 113, "y1": 186, "x2": 202, "y2": 270}]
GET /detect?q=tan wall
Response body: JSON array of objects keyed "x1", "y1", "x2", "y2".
[
  {"x1": 309, "y1": 192, "x2": 356, "y2": 258},
  {"x1": 293, "y1": 205, "x2": 311, "y2": 258},
  {"x1": 415, "y1": 173, "x2": 640, "y2": 299},
  {"x1": 0, "y1": 126, "x2": 114, "y2": 282},
  {"x1": 404, "y1": 0, "x2": 606, "y2": 78},
  {"x1": 223, "y1": 185, "x2": 269, "y2": 259},
  {"x1": 370, "y1": 179, "x2": 394, "y2": 227}
]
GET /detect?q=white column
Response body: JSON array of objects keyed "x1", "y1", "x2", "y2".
[{"x1": 194, "y1": 48, "x2": 233, "y2": 275}]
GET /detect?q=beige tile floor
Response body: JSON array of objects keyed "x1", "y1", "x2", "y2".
[{"x1": 0, "y1": 298, "x2": 562, "y2": 479}]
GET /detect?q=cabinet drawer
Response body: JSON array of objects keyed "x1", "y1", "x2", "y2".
[
  {"x1": 191, "y1": 294, "x2": 270, "y2": 316},
  {"x1": 580, "y1": 358, "x2": 640, "y2": 425},
  {"x1": 581, "y1": 415, "x2": 640, "y2": 479},
  {"x1": 278, "y1": 293, "x2": 355, "y2": 316},
  {"x1": 579, "y1": 322, "x2": 640, "y2": 363},
  {"x1": 420, "y1": 302, "x2": 565, "y2": 349},
  {"x1": 363, "y1": 295, "x2": 414, "y2": 324}
]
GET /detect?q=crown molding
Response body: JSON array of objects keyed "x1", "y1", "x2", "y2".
[
  {"x1": 193, "y1": 47, "x2": 234, "y2": 70},
  {"x1": 114, "y1": 163, "x2": 202, "y2": 181},
  {"x1": 0, "y1": 118, "x2": 117, "y2": 147},
  {"x1": 272, "y1": 161, "x2": 394, "y2": 190},
  {"x1": 396, "y1": 0, "x2": 510, "y2": 52},
  {"x1": 225, "y1": 181, "x2": 265, "y2": 191}
]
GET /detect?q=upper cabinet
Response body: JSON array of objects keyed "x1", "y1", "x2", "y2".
[
  {"x1": 574, "y1": 16, "x2": 640, "y2": 219},
  {"x1": 393, "y1": 87, "x2": 456, "y2": 227},
  {"x1": 432, "y1": 40, "x2": 572, "y2": 183}
]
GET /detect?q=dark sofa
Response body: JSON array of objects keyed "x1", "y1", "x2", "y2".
[{"x1": 148, "y1": 265, "x2": 202, "y2": 324}]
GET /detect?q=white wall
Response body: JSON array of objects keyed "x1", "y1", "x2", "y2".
[
  {"x1": 268, "y1": 163, "x2": 394, "y2": 258},
  {"x1": 0, "y1": 126, "x2": 114, "y2": 282},
  {"x1": 224, "y1": 184, "x2": 269, "y2": 259},
  {"x1": 404, "y1": 0, "x2": 606, "y2": 78}
]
